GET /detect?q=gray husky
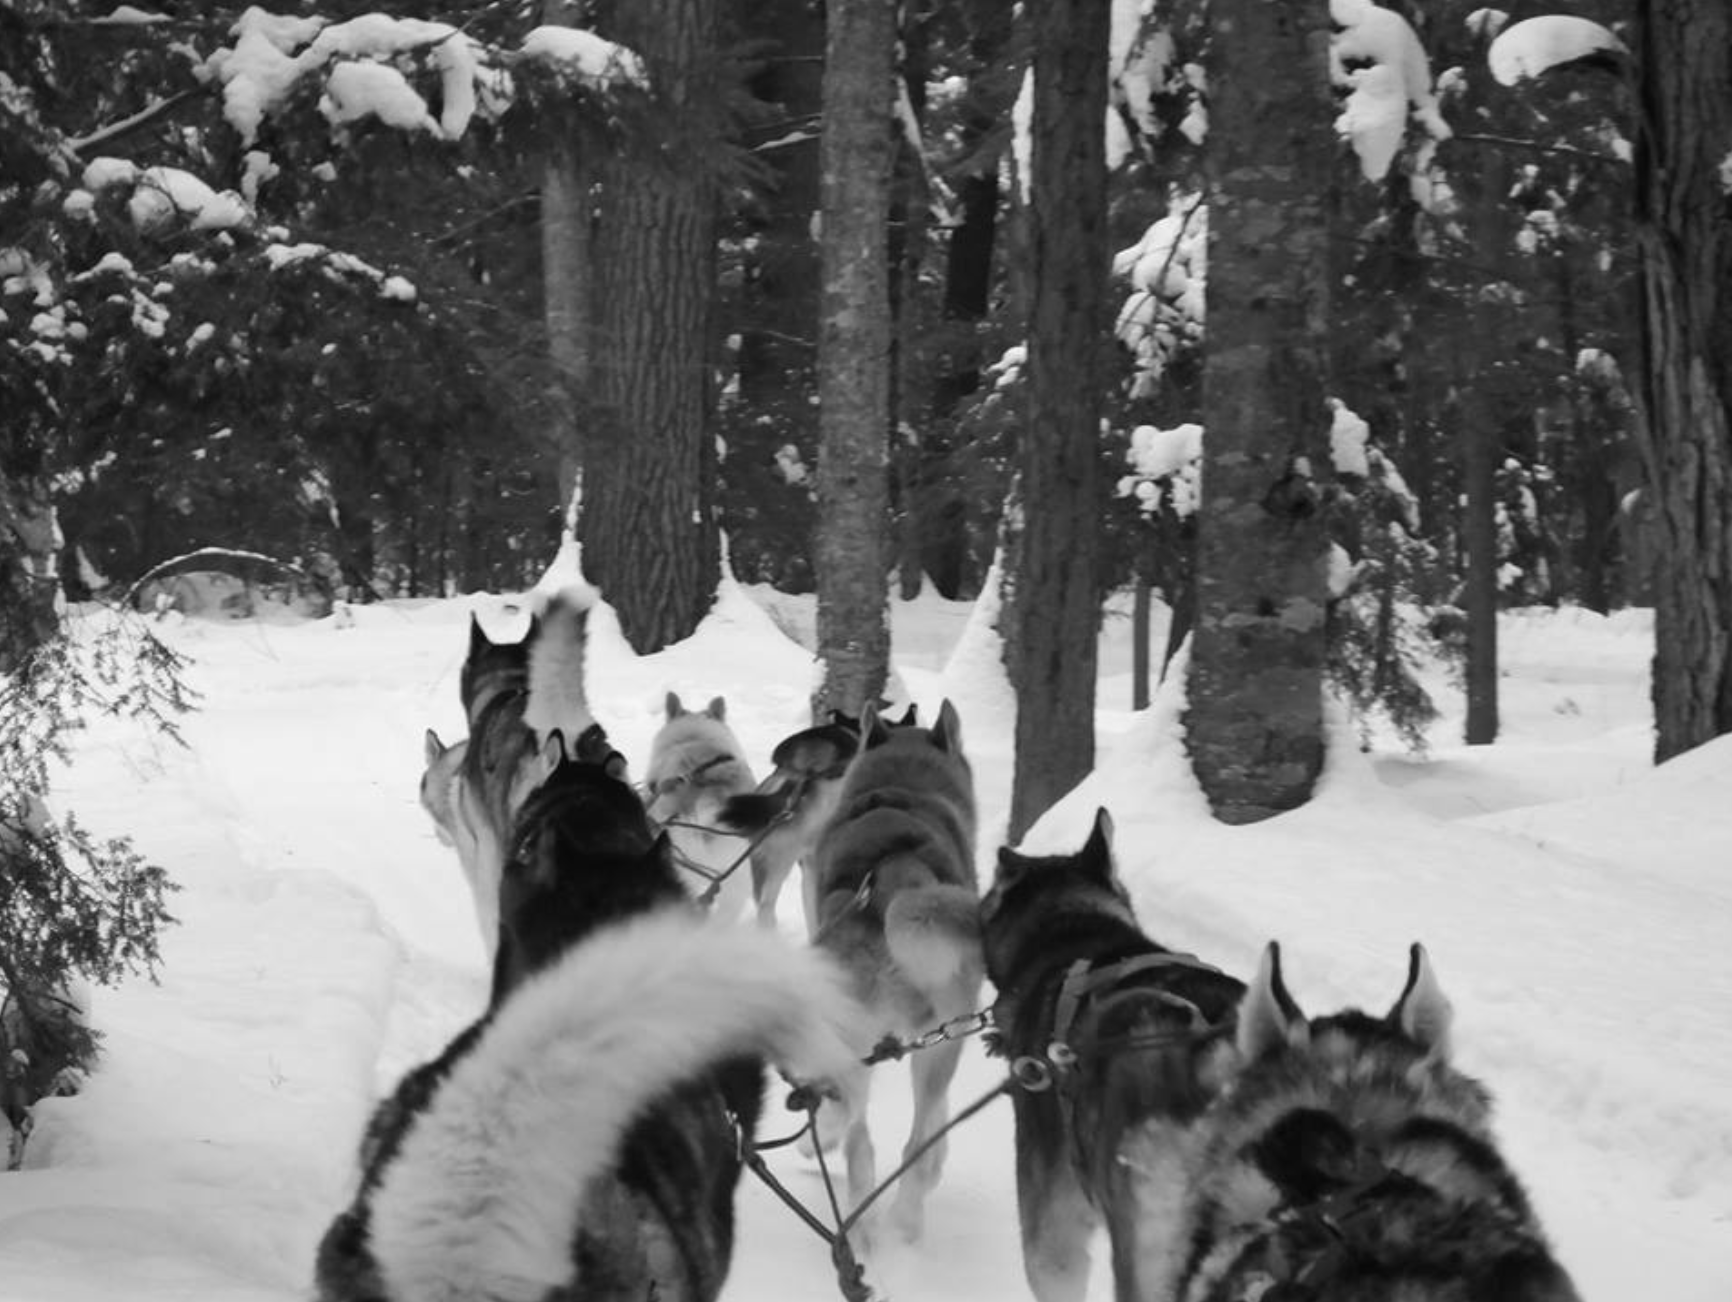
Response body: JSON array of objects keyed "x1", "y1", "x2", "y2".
[
  {"x1": 805, "y1": 700, "x2": 983, "y2": 1245},
  {"x1": 1130, "y1": 942, "x2": 1582, "y2": 1302},
  {"x1": 981, "y1": 809, "x2": 1246, "y2": 1302}
]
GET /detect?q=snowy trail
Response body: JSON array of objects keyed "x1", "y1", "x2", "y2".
[{"x1": 2, "y1": 595, "x2": 1727, "y2": 1302}]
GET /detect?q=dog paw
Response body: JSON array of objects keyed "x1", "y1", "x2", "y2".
[{"x1": 887, "y1": 1195, "x2": 925, "y2": 1245}]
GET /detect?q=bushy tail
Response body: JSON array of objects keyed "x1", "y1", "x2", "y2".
[
  {"x1": 884, "y1": 883, "x2": 984, "y2": 994},
  {"x1": 524, "y1": 584, "x2": 596, "y2": 751},
  {"x1": 716, "y1": 782, "x2": 795, "y2": 832},
  {"x1": 366, "y1": 908, "x2": 863, "y2": 1302}
]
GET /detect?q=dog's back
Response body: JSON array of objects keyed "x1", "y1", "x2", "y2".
[
  {"x1": 811, "y1": 700, "x2": 979, "y2": 1006},
  {"x1": 1140, "y1": 944, "x2": 1581, "y2": 1302},
  {"x1": 804, "y1": 701, "x2": 982, "y2": 1243},
  {"x1": 982, "y1": 810, "x2": 1246, "y2": 1302}
]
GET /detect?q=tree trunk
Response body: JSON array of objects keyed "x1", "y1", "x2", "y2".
[
  {"x1": 1462, "y1": 386, "x2": 1499, "y2": 744},
  {"x1": 540, "y1": 0, "x2": 595, "y2": 524},
  {"x1": 1187, "y1": 0, "x2": 1332, "y2": 823},
  {"x1": 811, "y1": 0, "x2": 896, "y2": 719},
  {"x1": 1005, "y1": 0, "x2": 1109, "y2": 842},
  {"x1": 0, "y1": 469, "x2": 60, "y2": 673},
  {"x1": 1632, "y1": 0, "x2": 1732, "y2": 761},
  {"x1": 583, "y1": 0, "x2": 721, "y2": 652}
]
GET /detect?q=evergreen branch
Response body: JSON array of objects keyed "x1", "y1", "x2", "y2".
[
  {"x1": 65, "y1": 87, "x2": 210, "y2": 157},
  {"x1": 1446, "y1": 132, "x2": 1626, "y2": 168},
  {"x1": 429, "y1": 193, "x2": 540, "y2": 247}
]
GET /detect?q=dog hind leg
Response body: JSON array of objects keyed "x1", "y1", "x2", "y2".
[
  {"x1": 888, "y1": 1033, "x2": 967, "y2": 1243},
  {"x1": 1017, "y1": 1159, "x2": 1097, "y2": 1302}
]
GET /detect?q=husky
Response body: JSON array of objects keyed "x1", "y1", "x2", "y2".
[
  {"x1": 431, "y1": 591, "x2": 598, "y2": 961},
  {"x1": 719, "y1": 705, "x2": 914, "y2": 930},
  {"x1": 1130, "y1": 942, "x2": 1582, "y2": 1302},
  {"x1": 316, "y1": 724, "x2": 862, "y2": 1302},
  {"x1": 418, "y1": 729, "x2": 467, "y2": 849},
  {"x1": 980, "y1": 809, "x2": 1247, "y2": 1302},
  {"x1": 641, "y1": 693, "x2": 758, "y2": 922},
  {"x1": 803, "y1": 699, "x2": 982, "y2": 1245}
]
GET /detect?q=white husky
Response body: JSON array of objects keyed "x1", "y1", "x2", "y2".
[{"x1": 642, "y1": 693, "x2": 757, "y2": 923}]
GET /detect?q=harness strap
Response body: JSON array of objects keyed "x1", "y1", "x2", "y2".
[{"x1": 1051, "y1": 950, "x2": 1221, "y2": 1050}]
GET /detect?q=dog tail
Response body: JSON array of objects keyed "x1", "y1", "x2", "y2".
[
  {"x1": 716, "y1": 782, "x2": 795, "y2": 832},
  {"x1": 524, "y1": 584, "x2": 596, "y2": 750},
  {"x1": 365, "y1": 907, "x2": 862, "y2": 1302},
  {"x1": 884, "y1": 883, "x2": 985, "y2": 993}
]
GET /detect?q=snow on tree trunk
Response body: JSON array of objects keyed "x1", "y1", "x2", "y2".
[
  {"x1": 811, "y1": 0, "x2": 895, "y2": 719},
  {"x1": 1187, "y1": 0, "x2": 1333, "y2": 824},
  {"x1": 580, "y1": 0, "x2": 721, "y2": 654},
  {"x1": 1006, "y1": 0, "x2": 1110, "y2": 843},
  {"x1": 0, "y1": 470, "x2": 60, "y2": 673},
  {"x1": 1632, "y1": 0, "x2": 1732, "y2": 762}
]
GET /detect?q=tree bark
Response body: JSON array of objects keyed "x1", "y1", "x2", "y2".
[
  {"x1": 0, "y1": 469, "x2": 60, "y2": 673},
  {"x1": 583, "y1": 0, "x2": 721, "y2": 652},
  {"x1": 1632, "y1": 0, "x2": 1732, "y2": 761},
  {"x1": 1005, "y1": 0, "x2": 1109, "y2": 842},
  {"x1": 1461, "y1": 389, "x2": 1499, "y2": 744},
  {"x1": 812, "y1": 0, "x2": 896, "y2": 719},
  {"x1": 539, "y1": 0, "x2": 595, "y2": 523},
  {"x1": 1187, "y1": 0, "x2": 1332, "y2": 823}
]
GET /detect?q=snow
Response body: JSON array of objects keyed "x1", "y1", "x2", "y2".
[
  {"x1": 1489, "y1": 16, "x2": 1628, "y2": 86},
  {"x1": 4, "y1": 585, "x2": 1731, "y2": 1302},
  {"x1": 125, "y1": 167, "x2": 252, "y2": 234},
  {"x1": 1328, "y1": 397, "x2": 1371, "y2": 477},
  {"x1": 319, "y1": 61, "x2": 438, "y2": 135},
  {"x1": 520, "y1": 25, "x2": 647, "y2": 87},
  {"x1": 1331, "y1": 0, "x2": 1451, "y2": 182}
]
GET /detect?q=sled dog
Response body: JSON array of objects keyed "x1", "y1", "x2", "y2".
[
  {"x1": 643, "y1": 692, "x2": 758, "y2": 922},
  {"x1": 720, "y1": 705, "x2": 915, "y2": 930},
  {"x1": 1128, "y1": 942, "x2": 1582, "y2": 1302},
  {"x1": 418, "y1": 729, "x2": 467, "y2": 849},
  {"x1": 805, "y1": 700, "x2": 982, "y2": 1244},
  {"x1": 432, "y1": 590, "x2": 599, "y2": 959},
  {"x1": 980, "y1": 809, "x2": 1246, "y2": 1302},
  {"x1": 315, "y1": 728, "x2": 861, "y2": 1302}
]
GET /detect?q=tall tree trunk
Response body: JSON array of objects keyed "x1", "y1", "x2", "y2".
[
  {"x1": 1005, "y1": 0, "x2": 1109, "y2": 842},
  {"x1": 1632, "y1": 0, "x2": 1732, "y2": 761},
  {"x1": 1187, "y1": 0, "x2": 1332, "y2": 823},
  {"x1": 540, "y1": 0, "x2": 595, "y2": 524},
  {"x1": 1461, "y1": 389, "x2": 1500, "y2": 744},
  {"x1": 583, "y1": 0, "x2": 721, "y2": 652},
  {"x1": 812, "y1": 0, "x2": 896, "y2": 719}
]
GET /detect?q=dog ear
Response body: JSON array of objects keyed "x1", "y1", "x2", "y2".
[
  {"x1": 859, "y1": 704, "x2": 890, "y2": 750},
  {"x1": 1388, "y1": 942, "x2": 1453, "y2": 1059},
  {"x1": 539, "y1": 730, "x2": 567, "y2": 778},
  {"x1": 994, "y1": 844, "x2": 1033, "y2": 888},
  {"x1": 898, "y1": 703, "x2": 919, "y2": 727},
  {"x1": 1082, "y1": 808, "x2": 1115, "y2": 868},
  {"x1": 706, "y1": 696, "x2": 726, "y2": 721},
  {"x1": 931, "y1": 699, "x2": 963, "y2": 754},
  {"x1": 665, "y1": 691, "x2": 685, "y2": 719},
  {"x1": 467, "y1": 612, "x2": 493, "y2": 655},
  {"x1": 423, "y1": 728, "x2": 445, "y2": 765},
  {"x1": 1237, "y1": 941, "x2": 1309, "y2": 1061}
]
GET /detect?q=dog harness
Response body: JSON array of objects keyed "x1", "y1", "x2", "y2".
[{"x1": 1007, "y1": 951, "x2": 1224, "y2": 1093}]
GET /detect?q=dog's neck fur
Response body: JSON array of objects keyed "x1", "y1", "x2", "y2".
[{"x1": 491, "y1": 770, "x2": 684, "y2": 1004}]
